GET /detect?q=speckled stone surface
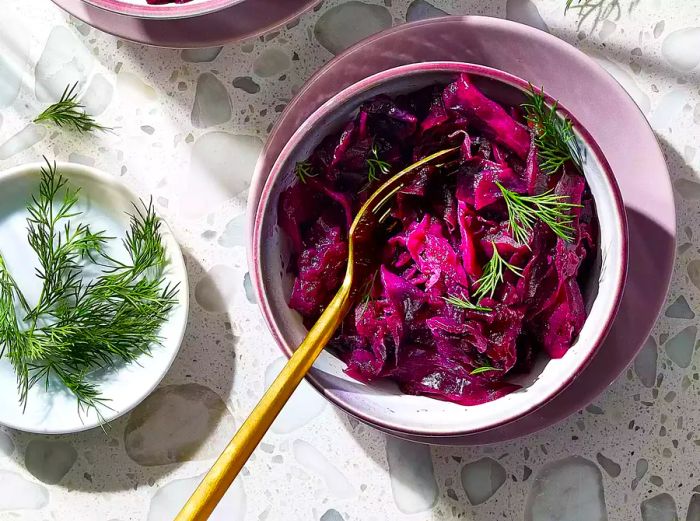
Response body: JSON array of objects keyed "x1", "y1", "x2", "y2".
[{"x1": 0, "y1": 0, "x2": 699, "y2": 520}]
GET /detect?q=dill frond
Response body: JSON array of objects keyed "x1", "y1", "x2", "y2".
[
  {"x1": 443, "y1": 294, "x2": 492, "y2": 312},
  {"x1": 473, "y1": 243, "x2": 523, "y2": 300},
  {"x1": 34, "y1": 83, "x2": 111, "y2": 134},
  {"x1": 522, "y1": 86, "x2": 582, "y2": 175},
  {"x1": 366, "y1": 143, "x2": 391, "y2": 182},
  {"x1": 0, "y1": 160, "x2": 176, "y2": 415},
  {"x1": 497, "y1": 182, "x2": 581, "y2": 244}
]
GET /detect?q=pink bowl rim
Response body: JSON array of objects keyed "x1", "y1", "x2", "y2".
[
  {"x1": 55, "y1": 0, "x2": 321, "y2": 48},
  {"x1": 252, "y1": 61, "x2": 629, "y2": 437},
  {"x1": 82, "y1": 0, "x2": 238, "y2": 20}
]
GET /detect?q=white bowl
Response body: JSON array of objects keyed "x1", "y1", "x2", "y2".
[
  {"x1": 252, "y1": 62, "x2": 628, "y2": 438},
  {"x1": 0, "y1": 162, "x2": 189, "y2": 434}
]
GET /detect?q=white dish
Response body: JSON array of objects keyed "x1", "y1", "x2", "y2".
[{"x1": 0, "y1": 162, "x2": 189, "y2": 434}]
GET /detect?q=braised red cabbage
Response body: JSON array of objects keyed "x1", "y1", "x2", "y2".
[{"x1": 278, "y1": 74, "x2": 596, "y2": 405}]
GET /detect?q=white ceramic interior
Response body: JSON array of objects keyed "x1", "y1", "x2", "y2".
[
  {"x1": 0, "y1": 162, "x2": 189, "y2": 434},
  {"x1": 253, "y1": 62, "x2": 627, "y2": 436}
]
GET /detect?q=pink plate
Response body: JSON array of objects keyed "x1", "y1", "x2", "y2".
[
  {"x1": 51, "y1": 0, "x2": 319, "y2": 47},
  {"x1": 248, "y1": 16, "x2": 675, "y2": 444}
]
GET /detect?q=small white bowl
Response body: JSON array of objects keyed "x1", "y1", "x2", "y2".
[
  {"x1": 252, "y1": 62, "x2": 628, "y2": 438},
  {"x1": 0, "y1": 162, "x2": 189, "y2": 434}
]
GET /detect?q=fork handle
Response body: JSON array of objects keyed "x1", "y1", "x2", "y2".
[{"x1": 174, "y1": 285, "x2": 351, "y2": 521}]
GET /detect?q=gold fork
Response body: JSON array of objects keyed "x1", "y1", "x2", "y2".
[{"x1": 175, "y1": 146, "x2": 458, "y2": 521}]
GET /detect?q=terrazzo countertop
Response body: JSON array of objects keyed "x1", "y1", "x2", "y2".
[{"x1": 0, "y1": 0, "x2": 699, "y2": 520}]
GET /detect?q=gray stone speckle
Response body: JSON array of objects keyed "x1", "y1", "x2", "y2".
[
  {"x1": 232, "y1": 76, "x2": 260, "y2": 94},
  {"x1": 195, "y1": 264, "x2": 238, "y2": 313},
  {"x1": 181, "y1": 47, "x2": 223, "y2": 63},
  {"x1": 82, "y1": 73, "x2": 113, "y2": 116},
  {"x1": 525, "y1": 457, "x2": 607, "y2": 521},
  {"x1": 124, "y1": 383, "x2": 234, "y2": 466},
  {"x1": 665, "y1": 325, "x2": 696, "y2": 368},
  {"x1": 252, "y1": 48, "x2": 290, "y2": 78},
  {"x1": 662, "y1": 28, "x2": 700, "y2": 71},
  {"x1": 641, "y1": 493, "x2": 677, "y2": 521},
  {"x1": 386, "y1": 437, "x2": 438, "y2": 513},
  {"x1": 35, "y1": 26, "x2": 93, "y2": 102},
  {"x1": 461, "y1": 457, "x2": 506, "y2": 506},
  {"x1": 505, "y1": 0, "x2": 549, "y2": 32},
  {"x1": 649, "y1": 475, "x2": 664, "y2": 486},
  {"x1": 320, "y1": 509, "x2": 344, "y2": 521},
  {"x1": 687, "y1": 494, "x2": 700, "y2": 521},
  {"x1": 586, "y1": 404, "x2": 604, "y2": 415},
  {"x1": 0, "y1": 431, "x2": 14, "y2": 456},
  {"x1": 218, "y1": 214, "x2": 246, "y2": 248},
  {"x1": 405, "y1": 0, "x2": 447, "y2": 22},
  {"x1": 191, "y1": 73, "x2": 232, "y2": 128},
  {"x1": 314, "y1": 2, "x2": 392, "y2": 55},
  {"x1": 24, "y1": 440, "x2": 77, "y2": 485},
  {"x1": 631, "y1": 458, "x2": 648, "y2": 490},
  {"x1": 0, "y1": 124, "x2": 47, "y2": 160},
  {"x1": 665, "y1": 295, "x2": 695, "y2": 319},
  {"x1": 674, "y1": 179, "x2": 700, "y2": 200},
  {"x1": 67, "y1": 152, "x2": 95, "y2": 166},
  {"x1": 595, "y1": 453, "x2": 621, "y2": 477},
  {"x1": 634, "y1": 336, "x2": 658, "y2": 387},
  {"x1": 688, "y1": 259, "x2": 700, "y2": 290},
  {"x1": 243, "y1": 272, "x2": 256, "y2": 304},
  {"x1": 654, "y1": 20, "x2": 665, "y2": 38}
]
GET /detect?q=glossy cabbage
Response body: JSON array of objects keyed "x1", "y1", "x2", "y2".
[{"x1": 278, "y1": 74, "x2": 596, "y2": 406}]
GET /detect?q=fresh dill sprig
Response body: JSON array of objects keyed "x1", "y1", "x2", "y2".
[
  {"x1": 0, "y1": 257, "x2": 31, "y2": 392},
  {"x1": 0, "y1": 160, "x2": 177, "y2": 416},
  {"x1": 473, "y1": 243, "x2": 523, "y2": 300},
  {"x1": 366, "y1": 143, "x2": 391, "y2": 182},
  {"x1": 23, "y1": 167, "x2": 110, "y2": 324},
  {"x1": 564, "y1": 0, "x2": 624, "y2": 29},
  {"x1": 33, "y1": 83, "x2": 111, "y2": 134},
  {"x1": 358, "y1": 292, "x2": 372, "y2": 317},
  {"x1": 443, "y1": 294, "x2": 492, "y2": 312},
  {"x1": 470, "y1": 366, "x2": 500, "y2": 375},
  {"x1": 294, "y1": 160, "x2": 317, "y2": 184},
  {"x1": 522, "y1": 85, "x2": 581, "y2": 175},
  {"x1": 356, "y1": 270, "x2": 379, "y2": 315},
  {"x1": 497, "y1": 182, "x2": 581, "y2": 244}
]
